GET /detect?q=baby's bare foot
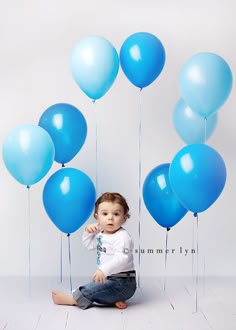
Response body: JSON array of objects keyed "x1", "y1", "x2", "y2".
[
  {"x1": 114, "y1": 301, "x2": 127, "y2": 309},
  {"x1": 52, "y1": 291, "x2": 77, "y2": 306}
]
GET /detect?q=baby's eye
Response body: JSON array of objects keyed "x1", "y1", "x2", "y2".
[
  {"x1": 102, "y1": 212, "x2": 108, "y2": 216},
  {"x1": 114, "y1": 213, "x2": 120, "y2": 216}
]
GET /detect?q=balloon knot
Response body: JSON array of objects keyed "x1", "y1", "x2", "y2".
[
  {"x1": 167, "y1": 227, "x2": 171, "y2": 231},
  {"x1": 62, "y1": 163, "x2": 65, "y2": 168},
  {"x1": 67, "y1": 233, "x2": 70, "y2": 237},
  {"x1": 92, "y1": 99, "x2": 96, "y2": 104},
  {"x1": 193, "y1": 212, "x2": 198, "y2": 217},
  {"x1": 26, "y1": 185, "x2": 30, "y2": 189}
]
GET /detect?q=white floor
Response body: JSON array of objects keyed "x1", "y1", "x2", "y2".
[{"x1": 0, "y1": 276, "x2": 235, "y2": 330}]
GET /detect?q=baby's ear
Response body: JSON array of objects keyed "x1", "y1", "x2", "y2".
[{"x1": 124, "y1": 214, "x2": 129, "y2": 221}]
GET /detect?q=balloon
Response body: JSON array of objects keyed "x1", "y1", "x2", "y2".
[
  {"x1": 120, "y1": 32, "x2": 165, "y2": 88},
  {"x1": 38, "y1": 103, "x2": 87, "y2": 165},
  {"x1": 43, "y1": 167, "x2": 96, "y2": 234},
  {"x1": 70, "y1": 35, "x2": 119, "y2": 101},
  {"x1": 143, "y1": 163, "x2": 188, "y2": 229},
  {"x1": 173, "y1": 98, "x2": 218, "y2": 144},
  {"x1": 179, "y1": 52, "x2": 233, "y2": 117},
  {"x1": 2, "y1": 124, "x2": 55, "y2": 186},
  {"x1": 169, "y1": 144, "x2": 227, "y2": 213}
]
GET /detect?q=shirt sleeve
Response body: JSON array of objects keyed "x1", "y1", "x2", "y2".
[
  {"x1": 82, "y1": 230, "x2": 97, "y2": 250},
  {"x1": 98, "y1": 231, "x2": 133, "y2": 276}
]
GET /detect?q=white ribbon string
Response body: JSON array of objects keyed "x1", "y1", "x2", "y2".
[
  {"x1": 60, "y1": 233, "x2": 63, "y2": 283},
  {"x1": 194, "y1": 212, "x2": 199, "y2": 312},
  {"x1": 164, "y1": 228, "x2": 170, "y2": 291},
  {"x1": 137, "y1": 88, "x2": 143, "y2": 288},
  {"x1": 67, "y1": 233, "x2": 73, "y2": 293},
  {"x1": 93, "y1": 99, "x2": 98, "y2": 196},
  {"x1": 204, "y1": 116, "x2": 207, "y2": 143},
  {"x1": 27, "y1": 185, "x2": 31, "y2": 297}
]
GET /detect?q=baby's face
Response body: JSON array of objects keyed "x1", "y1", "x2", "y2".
[{"x1": 96, "y1": 201, "x2": 127, "y2": 234}]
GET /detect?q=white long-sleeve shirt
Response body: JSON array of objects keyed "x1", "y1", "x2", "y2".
[{"x1": 82, "y1": 227, "x2": 135, "y2": 277}]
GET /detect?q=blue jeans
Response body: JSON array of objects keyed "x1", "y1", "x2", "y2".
[{"x1": 72, "y1": 276, "x2": 137, "y2": 309}]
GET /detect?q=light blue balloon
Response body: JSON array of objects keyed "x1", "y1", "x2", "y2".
[
  {"x1": 169, "y1": 144, "x2": 227, "y2": 213},
  {"x1": 173, "y1": 98, "x2": 218, "y2": 144},
  {"x1": 39, "y1": 103, "x2": 87, "y2": 165},
  {"x1": 43, "y1": 167, "x2": 96, "y2": 234},
  {"x1": 179, "y1": 52, "x2": 233, "y2": 117},
  {"x1": 2, "y1": 124, "x2": 55, "y2": 186},
  {"x1": 143, "y1": 163, "x2": 188, "y2": 229},
  {"x1": 70, "y1": 35, "x2": 119, "y2": 101},
  {"x1": 120, "y1": 32, "x2": 165, "y2": 88}
]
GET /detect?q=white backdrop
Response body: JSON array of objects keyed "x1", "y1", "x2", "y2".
[{"x1": 0, "y1": 0, "x2": 235, "y2": 278}]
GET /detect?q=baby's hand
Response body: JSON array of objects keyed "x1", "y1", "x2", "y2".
[
  {"x1": 85, "y1": 223, "x2": 100, "y2": 234},
  {"x1": 92, "y1": 269, "x2": 106, "y2": 284}
]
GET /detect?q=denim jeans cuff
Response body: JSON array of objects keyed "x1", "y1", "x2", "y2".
[{"x1": 72, "y1": 288, "x2": 92, "y2": 310}]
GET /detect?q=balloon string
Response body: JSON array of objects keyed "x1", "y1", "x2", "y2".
[
  {"x1": 204, "y1": 117, "x2": 207, "y2": 143},
  {"x1": 27, "y1": 185, "x2": 31, "y2": 297},
  {"x1": 192, "y1": 215, "x2": 195, "y2": 278},
  {"x1": 60, "y1": 233, "x2": 63, "y2": 283},
  {"x1": 67, "y1": 234, "x2": 73, "y2": 293},
  {"x1": 164, "y1": 228, "x2": 170, "y2": 291},
  {"x1": 194, "y1": 212, "x2": 199, "y2": 312},
  {"x1": 137, "y1": 88, "x2": 143, "y2": 288},
  {"x1": 93, "y1": 100, "x2": 98, "y2": 196},
  {"x1": 60, "y1": 163, "x2": 65, "y2": 283}
]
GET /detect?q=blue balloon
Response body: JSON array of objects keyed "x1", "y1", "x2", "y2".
[
  {"x1": 143, "y1": 163, "x2": 188, "y2": 229},
  {"x1": 39, "y1": 103, "x2": 87, "y2": 165},
  {"x1": 179, "y1": 52, "x2": 233, "y2": 117},
  {"x1": 70, "y1": 35, "x2": 119, "y2": 101},
  {"x1": 2, "y1": 124, "x2": 55, "y2": 186},
  {"x1": 120, "y1": 32, "x2": 165, "y2": 88},
  {"x1": 169, "y1": 144, "x2": 227, "y2": 213},
  {"x1": 173, "y1": 98, "x2": 218, "y2": 144},
  {"x1": 43, "y1": 167, "x2": 96, "y2": 234}
]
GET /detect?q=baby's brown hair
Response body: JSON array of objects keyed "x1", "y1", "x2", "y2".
[{"x1": 94, "y1": 192, "x2": 130, "y2": 218}]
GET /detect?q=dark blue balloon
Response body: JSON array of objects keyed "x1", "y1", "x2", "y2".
[
  {"x1": 39, "y1": 103, "x2": 87, "y2": 165},
  {"x1": 169, "y1": 144, "x2": 227, "y2": 213},
  {"x1": 43, "y1": 167, "x2": 96, "y2": 234},
  {"x1": 120, "y1": 32, "x2": 165, "y2": 88},
  {"x1": 143, "y1": 163, "x2": 188, "y2": 229}
]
